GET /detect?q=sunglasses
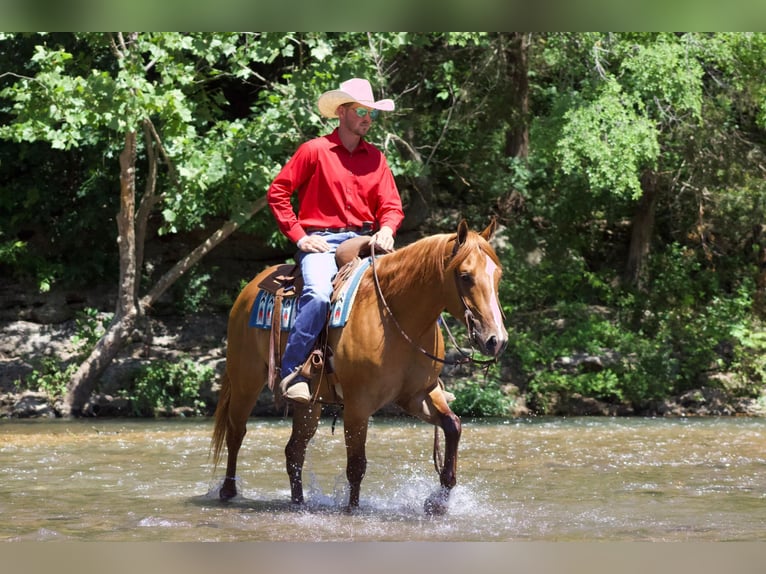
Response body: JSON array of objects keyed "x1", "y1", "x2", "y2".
[{"x1": 353, "y1": 107, "x2": 380, "y2": 120}]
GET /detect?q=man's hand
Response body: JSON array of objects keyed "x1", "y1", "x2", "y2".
[
  {"x1": 296, "y1": 235, "x2": 331, "y2": 253},
  {"x1": 370, "y1": 226, "x2": 395, "y2": 252}
]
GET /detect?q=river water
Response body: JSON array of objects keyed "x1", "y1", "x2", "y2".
[{"x1": 2, "y1": 416, "x2": 766, "y2": 542}]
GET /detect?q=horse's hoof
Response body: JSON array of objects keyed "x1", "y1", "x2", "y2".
[
  {"x1": 342, "y1": 503, "x2": 361, "y2": 515},
  {"x1": 424, "y1": 487, "x2": 450, "y2": 516},
  {"x1": 219, "y1": 489, "x2": 237, "y2": 501}
]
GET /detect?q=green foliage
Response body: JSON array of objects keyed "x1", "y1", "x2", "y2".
[
  {"x1": 172, "y1": 269, "x2": 211, "y2": 314},
  {"x1": 2, "y1": 33, "x2": 766, "y2": 414},
  {"x1": 731, "y1": 321, "x2": 766, "y2": 387},
  {"x1": 71, "y1": 307, "x2": 110, "y2": 350},
  {"x1": 509, "y1": 302, "x2": 630, "y2": 405},
  {"x1": 120, "y1": 357, "x2": 213, "y2": 417},
  {"x1": 617, "y1": 35, "x2": 704, "y2": 122},
  {"x1": 450, "y1": 377, "x2": 515, "y2": 417},
  {"x1": 505, "y1": 240, "x2": 760, "y2": 412},
  {"x1": 14, "y1": 308, "x2": 111, "y2": 397},
  {"x1": 0, "y1": 239, "x2": 26, "y2": 264},
  {"x1": 17, "y1": 358, "x2": 78, "y2": 398},
  {"x1": 556, "y1": 78, "x2": 660, "y2": 199}
]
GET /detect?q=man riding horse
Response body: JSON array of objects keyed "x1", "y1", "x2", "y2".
[
  {"x1": 267, "y1": 77, "x2": 404, "y2": 404},
  {"x1": 210, "y1": 77, "x2": 508, "y2": 512}
]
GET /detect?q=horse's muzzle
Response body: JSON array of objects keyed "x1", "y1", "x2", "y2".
[
  {"x1": 482, "y1": 334, "x2": 508, "y2": 357},
  {"x1": 468, "y1": 316, "x2": 508, "y2": 358}
]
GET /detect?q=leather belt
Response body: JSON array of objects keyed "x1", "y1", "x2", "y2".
[{"x1": 304, "y1": 226, "x2": 372, "y2": 235}]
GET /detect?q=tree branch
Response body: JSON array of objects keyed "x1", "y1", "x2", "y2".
[
  {"x1": 139, "y1": 195, "x2": 269, "y2": 310},
  {"x1": 145, "y1": 117, "x2": 181, "y2": 192},
  {"x1": 135, "y1": 119, "x2": 160, "y2": 288}
]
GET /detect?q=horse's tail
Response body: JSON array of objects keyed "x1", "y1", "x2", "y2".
[{"x1": 209, "y1": 368, "x2": 231, "y2": 472}]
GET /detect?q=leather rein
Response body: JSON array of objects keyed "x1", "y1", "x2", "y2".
[{"x1": 369, "y1": 242, "x2": 497, "y2": 367}]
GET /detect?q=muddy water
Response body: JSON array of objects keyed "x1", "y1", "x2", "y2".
[{"x1": 1, "y1": 416, "x2": 765, "y2": 541}]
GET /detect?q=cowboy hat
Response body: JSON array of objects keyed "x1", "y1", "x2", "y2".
[{"x1": 317, "y1": 78, "x2": 395, "y2": 118}]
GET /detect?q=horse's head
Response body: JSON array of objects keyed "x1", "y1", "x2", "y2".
[{"x1": 446, "y1": 219, "x2": 509, "y2": 358}]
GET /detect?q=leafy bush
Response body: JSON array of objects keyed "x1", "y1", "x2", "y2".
[
  {"x1": 502, "y1": 239, "x2": 762, "y2": 412},
  {"x1": 16, "y1": 357, "x2": 78, "y2": 397},
  {"x1": 450, "y1": 377, "x2": 515, "y2": 417},
  {"x1": 724, "y1": 314, "x2": 766, "y2": 394},
  {"x1": 171, "y1": 269, "x2": 212, "y2": 314},
  {"x1": 14, "y1": 307, "x2": 110, "y2": 398},
  {"x1": 120, "y1": 357, "x2": 213, "y2": 417},
  {"x1": 71, "y1": 307, "x2": 110, "y2": 351}
]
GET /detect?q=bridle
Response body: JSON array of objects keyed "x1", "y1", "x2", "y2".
[{"x1": 369, "y1": 241, "x2": 497, "y2": 367}]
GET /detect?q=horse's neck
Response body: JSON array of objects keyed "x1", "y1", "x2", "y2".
[{"x1": 375, "y1": 239, "x2": 449, "y2": 321}]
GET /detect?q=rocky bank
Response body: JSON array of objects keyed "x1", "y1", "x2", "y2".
[
  {"x1": 0, "y1": 313, "x2": 235, "y2": 418},
  {"x1": 2, "y1": 313, "x2": 765, "y2": 419},
  {"x1": 1, "y1": 272, "x2": 765, "y2": 419}
]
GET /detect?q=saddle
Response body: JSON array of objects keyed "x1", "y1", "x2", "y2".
[
  {"x1": 257, "y1": 235, "x2": 373, "y2": 296},
  {"x1": 258, "y1": 235, "x2": 377, "y2": 394}
]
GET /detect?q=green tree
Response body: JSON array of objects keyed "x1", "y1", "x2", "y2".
[
  {"x1": 0, "y1": 32, "x2": 333, "y2": 414},
  {"x1": 2, "y1": 32, "x2": 469, "y2": 415},
  {"x1": 508, "y1": 32, "x2": 766, "y2": 406},
  {"x1": 4, "y1": 33, "x2": 766, "y2": 414}
]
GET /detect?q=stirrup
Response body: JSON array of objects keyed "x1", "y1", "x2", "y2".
[
  {"x1": 279, "y1": 370, "x2": 311, "y2": 404},
  {"x1": 299, "y1": 349, "x2": 324, "y2": 379}
]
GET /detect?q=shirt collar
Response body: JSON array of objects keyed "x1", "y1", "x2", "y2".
[{"x1": 327, "y1": 128, "x2": 370, "y2": 154}]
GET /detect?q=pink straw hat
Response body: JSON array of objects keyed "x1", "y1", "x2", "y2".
[{"x1": 317, "y1": 78, "x2": 395, "y2": 118}]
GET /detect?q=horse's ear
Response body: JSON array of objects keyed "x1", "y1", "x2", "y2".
[
  {"x1": 480, "y1": 217, "x2": 497, "y2": 241},
  {"x1": 457, "y1": 219, "x2": 469, "y2": 245}
]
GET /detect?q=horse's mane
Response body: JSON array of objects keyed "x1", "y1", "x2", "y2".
[
  {"x1": 374, "y1": 230, "x2": 500, "y2": 299},
  {"x1": 445, "y1": 230, "x2": 501, "y2": 272}
]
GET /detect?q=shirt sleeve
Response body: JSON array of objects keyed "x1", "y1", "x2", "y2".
[
  {"x1": 267, "y1": 143, "x2": 315, "y2": 244},
  {"x1": 374, "y1": 156, "x2": 405, "y2": 234}
]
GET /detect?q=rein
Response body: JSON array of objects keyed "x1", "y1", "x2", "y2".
[{"x1": 369, "y1": 242, "x2": 496, "y2": 367}]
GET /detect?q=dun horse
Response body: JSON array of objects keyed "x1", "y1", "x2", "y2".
[{"x1": 210, "y1": 219, "x2": 508, "y2": 513}]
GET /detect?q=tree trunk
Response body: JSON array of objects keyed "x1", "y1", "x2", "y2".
[
  {"x1": 60, "y1": 190, "x2": 269, "y2": 417},
  {"x1": 60, "y1": 312, "x2": 138, "y2": 417},
  {"x1": 496, "y1": 32, "x2": 530, "y2": 219},
  {"x1": 135, "y1": 120, "x2": 160, "y2": 282},
  {"x1": 751, "y1": 224, "x2": 766, "y2": 318},
  {"x1": 62, "y1": 130, "x2": 139, "y2": 417},
  {"x1": 625, "y1": 171, "x2": 659, "y2": 289},
  {"x1": 503, "y1": 32, "x2": 530, "y2": 161}
]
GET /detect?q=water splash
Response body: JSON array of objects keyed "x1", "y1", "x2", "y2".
[{"x1": 6, "y1": 418, "x2": 766, "y2": 541}]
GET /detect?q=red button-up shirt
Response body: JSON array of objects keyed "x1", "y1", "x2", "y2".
[{"x1": 267, "y1": 129, "x2": 404, "y2": 244}]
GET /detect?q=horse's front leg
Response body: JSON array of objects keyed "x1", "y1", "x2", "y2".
[
  {"x1": 423, "y1": 410, "x2": 461, "y2": 515},
  {"x1": 343, "y1": 414, "x2": 369, "y2": 510},
  {"x1": 285, "y1": 401, "x2": 322, "y2": 504},
  {"x1": 438, "y1": 410, "x2": 461, "y2": 489},
  {"x1": 419, "y1": 385, "x2": 461, "y2": 515}
]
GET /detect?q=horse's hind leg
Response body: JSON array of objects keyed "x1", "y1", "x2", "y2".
[
  {"x1": 220, "y1": 398, "x2": 256, "y2": 500},
  {"x1": 285, "y1": 401, "x2": 322, "y2": 504},
  {"x1": 343, "y1": 413, "x2": 369, "y2": 509}
]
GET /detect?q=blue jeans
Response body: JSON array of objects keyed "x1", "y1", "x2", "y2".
[{"x1": 280, "y1": 231, "x2": 359, "y2": 377}]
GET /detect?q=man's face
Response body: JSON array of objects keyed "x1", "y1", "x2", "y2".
[{"x1": 338, "y1": 103, "x2": 378, "y2": 137}]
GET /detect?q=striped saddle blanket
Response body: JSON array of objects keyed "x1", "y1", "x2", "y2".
[{"x1": 249, "y1": 257, "x2": 372, "y2": 331}]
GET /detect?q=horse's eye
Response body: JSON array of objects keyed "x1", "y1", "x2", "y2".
[{"x1": 460, "y1": 272, "x2": 475, "y2": 286}]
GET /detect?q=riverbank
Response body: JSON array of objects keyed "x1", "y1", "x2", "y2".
[
  {"x1": 0, "y1": 314, "x2": 230, "y2": 418},
  {"x1": 2, "y1": 315, "x2": 765, "y2": 419}
]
